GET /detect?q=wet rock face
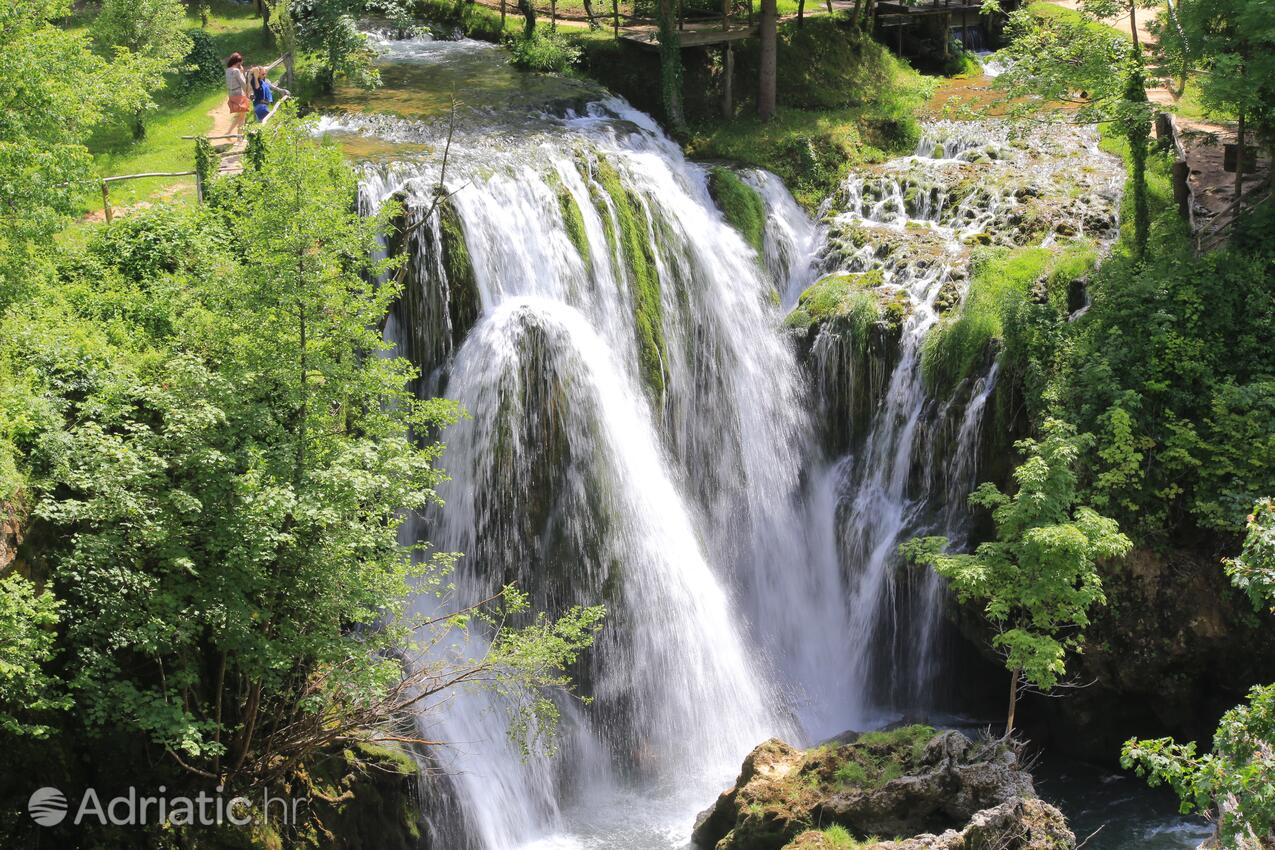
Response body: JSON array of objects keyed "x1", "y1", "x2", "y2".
[{"x1": 691, "y1": 728, "x2": 1074, "y2": 850}]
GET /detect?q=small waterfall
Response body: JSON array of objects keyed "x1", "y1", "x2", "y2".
[{"x1": 800, "y1": 121, "x2": 1122, "y2": 717}]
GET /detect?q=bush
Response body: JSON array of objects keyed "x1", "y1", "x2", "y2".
[
  {"x1": 507, "y1": 31, "x2": 582, "y2": 73},
  {"x1": 181, "y1": 29, "x2": 222, "y2": 90}
]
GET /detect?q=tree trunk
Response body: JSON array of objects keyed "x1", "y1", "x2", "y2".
[
  {"x1": 613, "y1": 0, "x2": 620, "y2": 37},
  {"x1": 825, "y1": 0, "x2": 833, "y2": 15},
  {"x1": 722, "y1": 43, "x2": 734, "y2": 116},
  {"x1": 1234, "y1": 108, "x2": 1246, "y2": 200},
  {"x1": 658, "y1": 0, "x2": 688, "y2": 135},
  {"x1": 758, "y1": 0, "x2": 777, "y2": 121},
  {"x1": 1005, "y1": 667, "x2": 1020, "y2": 737},
  {"x1": 518, "y1": 0, "x2": 537, "y2": 38},
  {"x1": 797, "y1": 0, "x2": 805, "y2": 25},
  {"x1": 1125, "y1": 61, "x2": 1151, "y2": 256},
  {"x1": 501, "y1": 0, "x2": 507, "y2": 29},
  {"x1": 1128, "y1": 0, "x2": 1139, "y2": 54},
  {"x1": 551, "y1": 0, "x2": 558, "y2": 30},
  {"x1": 582, "y1": 0, "x2": 598, "y2": 27}
]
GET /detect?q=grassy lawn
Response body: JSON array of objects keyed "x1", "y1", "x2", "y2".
[{"x1": 76, "y1": 0, "x2": 276, "y2": 214}]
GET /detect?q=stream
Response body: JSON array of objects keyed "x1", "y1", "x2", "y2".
[{"x1": 317, "y1": 32, "x2": 1212, "y2": 850}]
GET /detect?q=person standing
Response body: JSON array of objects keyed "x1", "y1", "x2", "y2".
[
  {"x1": 225, "y1": 52, "x2": 251, "y2": 138},
  {"x1": 250, "y1": 65, "x2": 290, "y2": 123}
]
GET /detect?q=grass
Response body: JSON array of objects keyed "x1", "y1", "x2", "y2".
[
  {"x1": 1026, "y1": 0, "x2": 1127, "y2": 40},
  {"x1": 922, "y1": 242, "x2": 1099, "y2": 391},
  {"x1": 76, "y1": 0, "x2": 275, "y2": 213},
  {"x1": 686, "y1": 20, "x2": 932, "y2": 209}
]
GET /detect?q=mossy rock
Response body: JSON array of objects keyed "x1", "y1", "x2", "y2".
[
  {"x1": 557, "y1": 183, "x2": 591, "y2": 271},
  {"x1": 438, "y1": 194, "x2": 482, "y2": 351},
  {"x1": 585, "y1": 155, "x2": 669, "y2": 401},
  {"x1": 707, "y1": 166, "x2": 766, "y2": 256},
  {"x1": 784, "y1": 270, "x2": 902, "y2": 353}
]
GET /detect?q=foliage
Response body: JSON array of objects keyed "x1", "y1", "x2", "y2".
[
  {"x1": 507, "y1": 30, "x2": 582, "y2": 73},
  {"x1": 288, "y1": 0, "x2": 380, "y2": 93},
  {"x1": 2, "y1": 123, "x2": 602, "y2": 799},
  {"x1": 1226, "y1": 499, "x2": 1275, "y2": 615},
  {"x1": 181, "y1": 28, "x2": 224, "y2": 90},
  {"x1": 0, "y1": 575, "x2": 71, "y2": 738},
  {"x1": 1150, "y1": 0, "x2": 1275, "y2": 149},
  {"x1": 92, "y1": 0, "x2": 193, "y2": 139},
  {"x1": 0, "y1": 0, "x2": 134, "y2": 302},
  {"x1": 1123, "y1": 500, "x2": 1275, "y2": 847},
  {"x1": 902, "y1": 421, "x2": 1131, "y2": 730},
  {"x1": 707, "y1": 167, "x2": 766, "y2": 255},
  {"x1": 923, "y1": 243, "x2": 1097, "y2": 393},
  {"x1": 990, "y1": 8, "x2": 1155, "y2": 252}
]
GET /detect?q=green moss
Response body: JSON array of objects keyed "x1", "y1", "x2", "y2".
[
  {"x1": 921, "y1": 242, "x2": 1099, "y2": 392},
  {"x1": 438, "y1": 195, "x2": 482, "y2": 347},
  {"x1": 784, "y1": 270, "x2": 888, "y2": 352},
  {"x1": 557, "y1": 185, "x2": 592, "y2": 270},
  {"x1": 707, "y1": 167, "x2": 766, "y2": 255},
  {"x1": 588, "y1": 157, "x2": 668, "y2": 399},
  {"x1": 824, "y1": 724, "x2": 935, "y2": 793}
]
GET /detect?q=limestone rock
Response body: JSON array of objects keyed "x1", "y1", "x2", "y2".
[{"x1": 691, "y1": 727, "x2": 1074, "y2": 850}]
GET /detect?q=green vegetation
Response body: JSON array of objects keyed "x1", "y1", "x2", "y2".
[
  {"x1": 1123, "y1": 502, "x2": 1275, "y2": 847},
  {"x1": 921, "y1": 242, "x2": 1098, "y2": 392},
  {"x1": 707, "y1": 167, "x2": 766, "y2": 255},
  {"x1": 993, "y1": 6, "x2": 1155, "y2": 254},
  {"x1": 589, "y1": 157, "x2": 669, "y2": 399},
  {"x1": 903, "y1": 422, "x2": 1132, "y2": 734},
  {"x1": 92, "y1": 0, "x2": 193, "y2": 139},
  {"x1": 509, "y1": 29, "x2": 583, "y2": 71},
  {"x1": 784, "y1": 270, "x2": 887, "y2": 347},
  {"x1": 830, "y1": 725, "x2": 935, "y2": 790},
  {"x1": 557, "y1": 184, "x2": 592, "y2": 267},
  {"x1": 688, "y1": 21, "x2": 930, "y2": 210}
]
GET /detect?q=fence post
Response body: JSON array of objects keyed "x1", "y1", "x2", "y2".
[{"x1": 101, "y1": 181, "x2": 112, "y2": 224}]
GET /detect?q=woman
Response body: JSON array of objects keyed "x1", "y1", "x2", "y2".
[
  {"x1": 249, "y1": 65, "x2": 291, "y2": 124},
  {"x1": 225, "y1": 53, "x2": 251, "y2": 137}
]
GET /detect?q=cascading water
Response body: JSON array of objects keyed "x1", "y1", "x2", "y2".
[{"x1": 323, "y1": 34, "x2": 1125, "y2": 848}]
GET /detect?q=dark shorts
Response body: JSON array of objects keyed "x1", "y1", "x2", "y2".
[{"x1": 255, "y1": 103, "x2": 271, "y2": 122}]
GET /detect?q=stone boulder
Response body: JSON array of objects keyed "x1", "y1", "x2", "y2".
[{"x1": 691, "y1": 726, "x2": 1074, "y2": 850}]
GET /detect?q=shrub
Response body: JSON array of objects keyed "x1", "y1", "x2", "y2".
[
  {"x1": 181, "y1": 28, "x2": 222, "y2": 90},
  {"x1": 507, "y1": 31, "x2": 581, "y2": 73}
]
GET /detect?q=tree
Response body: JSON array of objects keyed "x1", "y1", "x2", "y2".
[
  {"x1": 1150, "y1": 0, "x2": 1275, "y2": 200},
  {"x1": 902, "y1": 420, "x2": 1132, "y2": 735},
  {"x1": 9, "y1": 120, "x2": 602, "y2": 794},
  {"x1": 758, "y1": 0, "x2": 778, "y2": 121},
  {"x1": 0, "y1": 0, "x2": 133, "y2": 301},
  {"x1": 92, "y1": 0, "x2": 192, "y2": 139},
  {"x1": 1122, "y1": 500, "x2": 1275, "y2": 848},
  {"x1": 290, "y1": 0, "x2": 380, "y2": 93},
  {"x1": 990, "y1": 8, "x2": 1157, "y2": 255},
  {"x1": 0, "y1": 575, "x2": 71, "y2": 739},
  {"x1": 658, "y1": 0, "x2": 688, "y2": 135}
]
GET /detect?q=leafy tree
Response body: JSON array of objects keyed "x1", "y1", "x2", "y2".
[
  {"x1": 6, "y1": 121, "x2": 602, "y2": 795},
  {"x1": 1150, "y1": 0, "x2": 1275, "y2": 198},
  {"x1": 990, "y1": 8, "x2": 1156, "y2": 254},
  {"x1": 902, "y1": 420, "x2": 1132, "y2": 735},
  {"x1": 0, "y1": 0, "x2": 133, "y2": 302},
  {"x1": 92, "y1": 0, "x2": 192, "y2": 139},
  {"x1": 288, "y1": 0, "x2": 380, "y2": 93},
  {"x1": 0, "y1": 575, "x2": 70, "y2": 738},
  {"x1": 1122, "y1": 500, "x2": 1275, "y2": 848}
]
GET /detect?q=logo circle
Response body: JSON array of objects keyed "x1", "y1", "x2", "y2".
[{"x1": 28, "y1": 787, "x2": 68, "y2": 827}]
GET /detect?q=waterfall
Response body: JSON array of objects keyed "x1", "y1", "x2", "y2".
[{"x1": 329, "y1": 35, "x2": 1124, "y2": 848}]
